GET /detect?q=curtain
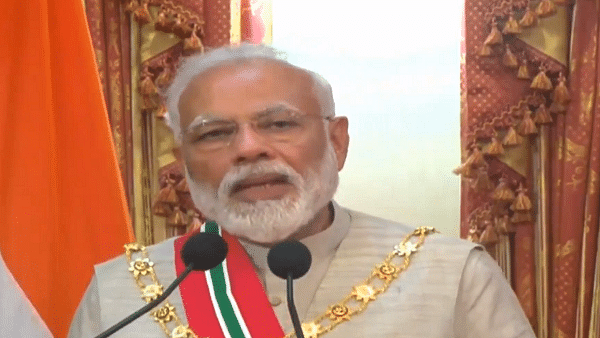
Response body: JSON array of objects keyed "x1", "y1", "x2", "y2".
[
  {"x1": 85, "y1": 0, "x2": 273, "y2": 244},
  {"x1": 461, "y1": 0, "x2": 600, "y2": 336}
]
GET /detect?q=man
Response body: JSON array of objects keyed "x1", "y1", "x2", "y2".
[{"x1": 69, "y1": 44, "x2": 535, "y2": 337}]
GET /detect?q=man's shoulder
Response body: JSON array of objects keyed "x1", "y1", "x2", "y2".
[
  {"x1": 342, "y1": 206, "x2": 478, "y2": 248},
  {"x1": 94, "y1": 237, "x2": 179, "y2": 282},
  {"x1": 339, "y1": 205, "x2": 480, "y2": 265}
]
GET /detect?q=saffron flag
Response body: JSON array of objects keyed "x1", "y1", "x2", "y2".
[{"x1": 0, "y1": 0, "x2": 135, "y2": 336}]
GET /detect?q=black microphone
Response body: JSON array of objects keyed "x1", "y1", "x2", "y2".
[
  {"x1": 267, "y1": 241, "x2": 312, "y2": 338},
  {"x1": 95, "y1": 232, "x2": 228, "y2": 338}
]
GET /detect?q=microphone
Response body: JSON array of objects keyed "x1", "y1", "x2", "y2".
[
  {"x1": 267, "y1": 241, "x2": 312, "y2": 338},
  {"x1": 95, "y1": 232, "x2": 228, "y2": 338}
]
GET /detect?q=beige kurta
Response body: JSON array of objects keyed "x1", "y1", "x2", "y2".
[{"x1": 69, "y1": 202, "x2": 535, "y2": 338}]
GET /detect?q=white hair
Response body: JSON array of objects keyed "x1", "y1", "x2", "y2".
[
  {"x1": 165, "y1": 43, "x2": 335, "y2": 141},
  {"x1": 185, "y1": 137, "x2": 339, "y2": 243}
]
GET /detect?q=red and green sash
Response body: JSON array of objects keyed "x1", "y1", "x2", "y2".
[{"x1": 174, "y1": 221, "x2": 285, "y2": 338}]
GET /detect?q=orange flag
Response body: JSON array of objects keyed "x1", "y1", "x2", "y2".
[{"x1": 0, "y1": 0, "x2": 135, "y2": 336}]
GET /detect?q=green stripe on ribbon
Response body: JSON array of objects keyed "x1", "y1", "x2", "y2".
[{"x1": 205, "y1": 221, "x2": 248, "y2": 338}]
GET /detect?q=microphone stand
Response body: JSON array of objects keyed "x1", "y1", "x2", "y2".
[
  {"x1": 287, "y1": 273, "x2": 305, "y2": 338},
  {"x1": 95, "y1": 264, "x2": 194, "y2": 338}
]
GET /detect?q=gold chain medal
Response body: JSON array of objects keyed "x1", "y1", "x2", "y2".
[
  {"x1": 122, "y1": 226, "x2": 436, "y2": 338},
  {"x1": 285, "y1": 226, "x2": 437, "y2": 338},
  {"x1": 124, "y1": 243, "x2": 201, "y2": 338}
]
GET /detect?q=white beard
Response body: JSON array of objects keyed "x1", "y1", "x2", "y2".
[{"x1": 186, "y1": 141, "x2": 339, "y2": 243}]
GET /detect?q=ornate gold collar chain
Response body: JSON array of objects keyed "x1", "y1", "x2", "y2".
[{"x1": 123, "y1": 226, "x2": 437, "y2": 338}]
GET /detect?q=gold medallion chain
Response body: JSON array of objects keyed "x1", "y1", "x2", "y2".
[
  {"x1": 284, "y1": 226, "x2": 436, "y2": 338},
  {"x1": 124, "y1": 243, "x2": 200, "y2": 338},
  {"x1": 123, "y1": 226, "x2": 436, "y2": 338}
]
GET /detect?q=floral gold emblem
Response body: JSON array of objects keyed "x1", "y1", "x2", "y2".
[
  {"x1": 142, "y1": 284, "x2": 164, "y2": 302},
  {"x1": 352, "y1": 284, "x2": 377, "y2": 303},
  {"x1": 328, "y1": 304, "x2": 351, "y2": 321},
  {"x1": 414, "y1": 226, "x2": 436, "y2": 236},
  {"x1": 124, "y1": 242, "x2": 143, "y2": 255},
  {"x1": 171, "y1": 325, "x2": 197, "y2": 338},
  {"x1": 301, "y1": 322, "x2": 322, "y2": 338},
  {"x1": 393, "y1": 241, "x2": 417, "y2": 257},
  {"x1": 375, "y1": 262, "x2": 399, "y2": 281},
  {"x1": 153, "y1": 303, "x2": 176, "y2": 324},
  {"x1": 128, "y1": 258, "x2": 154, "y2": 277}
]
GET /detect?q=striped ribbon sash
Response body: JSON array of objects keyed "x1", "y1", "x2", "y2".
[{"x1": 174, "y1": 222, "x2": 284, "y2": 338}]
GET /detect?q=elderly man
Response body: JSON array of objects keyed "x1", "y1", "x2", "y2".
[{"x1": 69, "y1": 44, "x2": 535, "y2": 338}]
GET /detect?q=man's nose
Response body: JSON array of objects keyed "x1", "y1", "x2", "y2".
[{"x1": 232, "y1": 124, "x2": 272, "y2": 164}]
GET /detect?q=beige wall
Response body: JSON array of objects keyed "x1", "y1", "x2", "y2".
[{"x1": 272, "y1": 0, "x2": 462, "y2": 237}]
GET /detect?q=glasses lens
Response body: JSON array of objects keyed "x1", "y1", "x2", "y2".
[
  {"x1": 255, "y1": 110, "x2": 308, "y2": 141},
  {"x1": 184, "y1": 110, "x2": 323, "y2": 151},
  {"x1": 186, "y1": 121, "x2": 237, "y2": 150}
]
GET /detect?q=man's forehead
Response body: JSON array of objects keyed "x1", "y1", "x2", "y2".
[
  {"x1": 178, "y1": 59, "x2": 318, "y2": 121},
  {"x1": 184, "y1": 58, "x2": 313, "y2": 94}
]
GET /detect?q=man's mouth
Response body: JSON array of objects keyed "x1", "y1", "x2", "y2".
[{"x1": 230, "y1": 174, "x2": 293, "y2": 201}]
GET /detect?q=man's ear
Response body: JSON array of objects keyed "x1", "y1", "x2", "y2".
[{"x1": 328, "y1": 117, "x2": 349, "y2": 171}]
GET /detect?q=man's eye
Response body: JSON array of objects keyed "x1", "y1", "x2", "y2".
[
  {"x1": 193, "y1": 128, "x2": 235, "y2": 142},
  {"x1": 261, "y1": 119, "x2": 301, "y2": 131}
]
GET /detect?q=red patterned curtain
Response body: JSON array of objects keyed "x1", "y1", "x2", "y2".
[
  {"x1": 85, "y1": 0, "x2": 134, "y2": 208},
  {"x1": 461, "y1": 0, "x2": 600, "y2": 336},
  {"x1": 85, "y1": 0, "x2": 272, "y2": 244}
]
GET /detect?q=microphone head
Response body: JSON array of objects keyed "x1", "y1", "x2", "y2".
[
  {"x1": 267, "y1": 240, "x2": 312, "y2": 280},
  {"x1": 181, "y1": 232, "x2": 228, "y2": 271}
]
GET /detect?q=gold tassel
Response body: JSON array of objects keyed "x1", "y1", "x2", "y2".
[
  {"x1": 133, "y1": 2, "x2": 151, "y2": 26},
  {"x1": 533, "y1": 103, "x2": 553, "y2": 124},
  {"x1": 517, "y1": 109, "x2": 538, "y2": 135},
  {"x1": 187, "y1": 214, "x2": 203, "y2": 232},
  {"x1": 549, "y1": 101, "x2": 567, "y2": 114},
  {"x1": 519, "y1": 6, "x2": 538, "y2": 27},
  {"x1": 454, "y1": 147, "x2": 484, "y2": 178},
  {"x1": 531, "y1": 67, "x2": 553, "y2": 91},
  {"x1": 472, "y1": 167, "x2": 495, "y2": 191},
  {"x1": 175, "y1": 177, "x2": 189, "y2": 193},
  {"x1": 151, "y1": 201, "x2": 171, "y2": 217},
  {"x1": 513, "y1": 185, "x2": 533, "y2": 224},
  {"x1": 480, "y1": 222, "x2": 499, "y2": 245},
  {"x1": 502, "y1": 45, "x2": 519, "y2": 68},
  {"x1": 502, "y1": 12, "x2": 522, "y2": 34},
  {"x1": 467, "y1": 146, "x2": 486, "y2": 167},
  {"x1": 155, "y1": 68, "x2": 171, "y2": 88},
  {"x1": 492, "y1": 177, "x2": 516, "y2": 201},
  {"x1": 184, "y1": 28, "x2": 204, "y2": 55},
  {"x1": 453, "y1": 162, "x2": 475, "y2": 178},
  {"x1": 155, "y1": 180, "x2": 179, "y2": 204},
  {"x1": 503, "y1": 126, "x2": 523, "y2": 146},
  {"x1": 511, "y1": 183, "x2": 532, "y2": 211},
  {"x1": 511, "y1": 211, "x2": 533, "y2": 223},
  {"x1": 495, "y1": 215, "x2": 514, "y2": 234},
  {"x1": 467, "y1": 226, "x2": 480, "y2": 242},
  {"x1": 517, "y1": 60, "x2": 531, "y2": 79},
  {"x1": 124, "y1": 0, "x2": 139, "y2": 14},
  {"x1": 140, "y1": 75, "x2": 158, "y2": 96},
  {"x1": 536, "y1": 0, "x2": 557, "y2": 17},
  {"x1": 484, "y1": 136, "x2": 504, "y2": 155},
  {"x1": 167, "y1": 206, "x2": 187, "y2": 227},
  {"x1": 484, "y1": 18, "x2": 504, "y2": 45},
  {"x1": 553, "y1": 72, "x2": 571, "y2": 105},
  {"x1": 173, "y1": 14, "x2": 194, "y2": 38},
  {"x1": 155, "y1": 104, "x2": 168, "y2": 119},
  {"x1": 479, "y1": 44, "x2": 493, "y2": 57},
  {"x1": 155, "y1": 8, "x2": 174, "y2": 33}
]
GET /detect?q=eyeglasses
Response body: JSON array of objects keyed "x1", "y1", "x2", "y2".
[{"x1": 183, "y1": 107, "x2": 331, "y2": 152}]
